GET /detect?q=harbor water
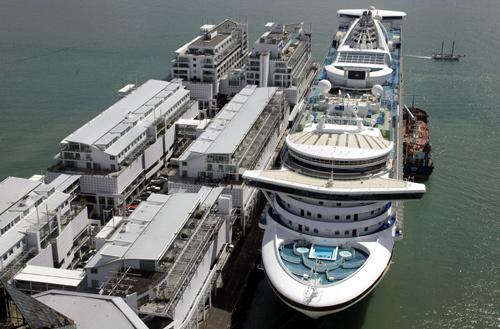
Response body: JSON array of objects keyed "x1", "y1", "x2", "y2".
[{"x1": 0, "y1": 0, "x2": 498, "y2": 328}]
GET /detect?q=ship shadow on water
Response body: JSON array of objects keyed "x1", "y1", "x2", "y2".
[{"x1": 233, "y1": 268, "x2": 372, "y2": 329}]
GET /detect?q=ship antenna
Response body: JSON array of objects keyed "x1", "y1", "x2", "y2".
[{"x1": 412, "y1": 94, "x2": 415, "y2": 108}]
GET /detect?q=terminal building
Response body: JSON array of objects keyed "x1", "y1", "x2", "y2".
[
  {"x1": 246, "y1": 22, "x2": 316, "y2": 107},
  {"x1": 34, "y1": 290, "x2": 149, "y2": 329},
  {"x1": 169, "y1": 85, "x2": 289, "y2": 232},
  {"x1": 171, "y1": 19, "x2": 249, "y2": 113},
  {"x1": 84, "y1": 187, "x2": 234, "y2": 328},
  {"x1": 0, "y1": 281, "x2": 148, "y2": 329},
  {"x1": 0, "y1": 175, "x2": 90, "y2": 277},
  {"x1": 47, "y1": 79, "x2": 198, "y2": 219}
]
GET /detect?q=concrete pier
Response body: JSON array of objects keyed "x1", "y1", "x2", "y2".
[{"x1": 203, "y1": 223, "x2": 263, "y2": 329}]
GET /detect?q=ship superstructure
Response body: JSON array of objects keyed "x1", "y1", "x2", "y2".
[{"x1": 243, "y1": 7, "x2": 426, "y2": 318}]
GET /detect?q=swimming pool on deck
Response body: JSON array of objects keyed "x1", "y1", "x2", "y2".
[{"x1": 279, "y1": 242, "x2": 369, "y2": 285}]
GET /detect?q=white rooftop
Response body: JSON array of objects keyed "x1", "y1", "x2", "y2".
[
  {"x1": 62, "y1": 79, "x2": 189, "y2": 156},
  {"x1": 0, "y1": 178, "x2": 73, "y2": 257},
  {"x1": 181, "y1": 85, "x2": 278, "y2": 158},
  {"x1": 14, "y1": 265, "x2": 85, "y2": 287},
  {"x1": 0, "y1": 177, "x2": 40, "y2": 214},
  {"x1": 95, "y1": 216, "x2": 124, "y2": 240},
  {"x1": 86, "y1": 187, "x2": 223, "y2": 268},
  {"x1": 35, "y1": 290, "x2": 148, "y2": 329},
  {"x1": 47, "y1": 174, "x2": 80, "y2": 193}
]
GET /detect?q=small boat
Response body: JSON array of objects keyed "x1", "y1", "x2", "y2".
[
  {"x1": 403, "y1": 105, "x2": 434, "y2": 179},
  {"x1": 432, "y1": 40, "x2": 464, "y2": 61}
]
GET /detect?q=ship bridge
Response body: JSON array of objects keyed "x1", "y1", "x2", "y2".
[{"x1": 325, "y1": 8, "x2": 403, "y2": 89}]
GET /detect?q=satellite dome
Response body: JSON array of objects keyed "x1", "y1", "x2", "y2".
[
  {"x1": 371, "y1": 84, "x2": 383, "y2": 97},
  {"x1": 318, "y1": 79, "x2": 332, "y2": 95}
]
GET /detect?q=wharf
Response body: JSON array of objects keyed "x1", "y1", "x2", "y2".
[{"x1": 203, "y1": 222, "x2": 263, "y2": 329}]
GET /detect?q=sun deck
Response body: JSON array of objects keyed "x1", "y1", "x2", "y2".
[
  {"x1": 303, "y1": 23, "x2": 402, "y2": 140},
  {"x1": 243, "y1": 169, "x2": 426, "y2": 201},
  {"x1": 279, "y1": 242, "x2": 368, "y2": 285}
]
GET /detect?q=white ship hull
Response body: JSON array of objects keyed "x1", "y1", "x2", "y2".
[
  {"x1": 243, "y1": 7, "x2": 425, "y2": 319},
  {"x1": 261, "y1": 214, "x2": 394, "y2": 318}
]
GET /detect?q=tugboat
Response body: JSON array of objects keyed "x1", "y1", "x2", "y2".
[
  {"x1": 403, "y1": 105, "x2": 434, "y2": 179},
  {"x1": 432, "y1": 40, "x2": 464, "y2": 61}
]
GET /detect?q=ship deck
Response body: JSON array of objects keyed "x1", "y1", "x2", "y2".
[
  {"x1": 303, "y1": 26, "x2": 402, "y2": 149},
  {"x1": 278, "y1": 242, "x2": 368, "y2": 286},
  {"x1": 258, "y1": 170, "x2": 407, "y2": 189}
]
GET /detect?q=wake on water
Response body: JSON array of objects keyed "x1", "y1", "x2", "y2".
[{"x1": 405, "y1": 54, "x2": 432, "y2": 59}]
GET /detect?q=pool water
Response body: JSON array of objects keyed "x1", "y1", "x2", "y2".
[{"x1": 311, "y1": 245, "x2": 337, "y2": 260}]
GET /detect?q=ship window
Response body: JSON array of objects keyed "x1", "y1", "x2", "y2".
[
  {"x1": 319, "y1": 201, "x2": 323, "y2": 205},
  {"x1": 305, "y1": 226, "x2": 309, "y2": 232},
  {"x1": 317, "y1": 214, "x2": 322, "y2": 219},
  {"x1": 335, "y1": 215, "x2": 340, "y2": 220},
  {"x1": 288, "y1": 220, "x2": 292, "y2": 225},
  {"x1": 364, "y1": 227, "x2": 369, "y2": 232},
  {"x1": 346, "y1": 215, "x2": 351, "y2": 220},
  {"x1": 313, "y1": 228, "x2": 318, "y2": 234},
  {"x1": 306, "y1": 211, "x2": 311, "y2": 216},
  {"x1": 371, "y1": 210, "x2": 374, "y2": 215},
  {"x1": 336, "y1": 203, "x2": 341, "y2": 206},
  {"x1": 347, "y1": 70, "x2": 366, "y2": 80},
  {"x1": 335, "y1": 231, "x2": 340, "y2": 235},
  {"x1": 344, "y1": 230, "x2": 349, "y2": 235}
]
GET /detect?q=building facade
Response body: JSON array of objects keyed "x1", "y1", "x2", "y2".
[
  {"x1": 169, "y1": 85, "x2": 289, "y2": 233},
  {"x1": 171, "y1": 19, "x2": 249, "y2": 112},
  {"x1": 47, "y1": 79, "x2": 198, "y2": 219},
  {"x1": 0, "y1": 175, "x2": 90, "y2": 275},
  {"x1": 84, "y1": 187, "x2": 233, "y2": 328},
  {"x1": 246, "y1": 22, "x2": 316, "y2": 106}
]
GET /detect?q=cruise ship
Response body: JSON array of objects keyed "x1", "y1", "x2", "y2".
[{"x1": 243, "y1": 8, "x2": 426, "y2": 318}]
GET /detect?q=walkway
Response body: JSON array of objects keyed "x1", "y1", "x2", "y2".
[{"x1": 203, "y1": 223, "x2": 263, "y2": 329}]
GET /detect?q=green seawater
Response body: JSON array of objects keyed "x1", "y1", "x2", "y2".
[{"x1": 0, "y1": 0, "x2": 498, "y2": 328}]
